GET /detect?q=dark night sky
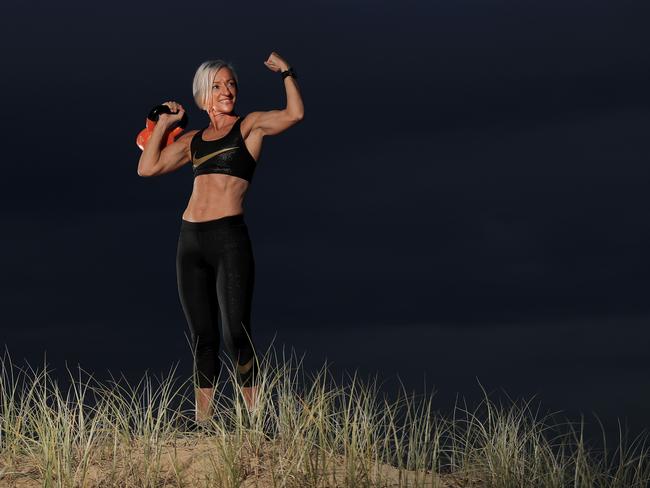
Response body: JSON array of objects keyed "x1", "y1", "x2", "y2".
[{"x1": 2, "y1": 0, "x2": 649, "y2": 439}]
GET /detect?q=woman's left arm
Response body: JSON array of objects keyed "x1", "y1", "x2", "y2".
[{"x1": 248, "y1": 52, "x2": 304, "y2": 136}]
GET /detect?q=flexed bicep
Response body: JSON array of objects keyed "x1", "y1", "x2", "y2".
[{"x1": 249, "y1": 110, "x2": 302, "y2": 137}]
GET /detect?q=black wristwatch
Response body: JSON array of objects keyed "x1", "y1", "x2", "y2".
[{"x1": 281, "y1": 67, "x2": 297, "y2": 80}]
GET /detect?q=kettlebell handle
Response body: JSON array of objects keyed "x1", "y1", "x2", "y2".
[{"x1": 147, "y1": 104, "x2": 188, "y2": 130}]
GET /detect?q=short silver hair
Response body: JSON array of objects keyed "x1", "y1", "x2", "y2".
[{"x1": 192, "y1": 60, "x2": 239, "y2": 111}]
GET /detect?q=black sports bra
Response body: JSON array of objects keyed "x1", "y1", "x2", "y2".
[{"x1": 190, "y1": 116, "x2": 257, "y2": 183}]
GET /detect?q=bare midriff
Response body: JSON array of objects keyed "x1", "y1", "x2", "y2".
[{"x1": 181, "y1": 173, "x2": 250, "y2": 222}]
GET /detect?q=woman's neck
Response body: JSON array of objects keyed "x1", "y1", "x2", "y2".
[{"x1": 208, "y1": 112, "x2": 238, "y2": 131}]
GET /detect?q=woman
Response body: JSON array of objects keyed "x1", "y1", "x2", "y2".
[{"x1": 137, "y1": 52, "x2": 304, "y2": 422}]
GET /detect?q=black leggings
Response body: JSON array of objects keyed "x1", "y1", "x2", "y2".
[{"x1": 176, "y1": 213, "x2": 257, "y2": 388}]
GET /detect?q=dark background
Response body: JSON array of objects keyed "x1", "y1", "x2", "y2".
[{"x1": 2, "y1": 0, "x2": 649, "y2": 441}]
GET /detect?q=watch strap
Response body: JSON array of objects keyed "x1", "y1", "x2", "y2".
[{"x1": 281, "y1": 67, "x2": 297, "y2": 80}]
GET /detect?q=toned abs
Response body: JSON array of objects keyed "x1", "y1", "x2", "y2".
[{"x1": 182, "y1": 174, "x2": 249, "y2": 221}]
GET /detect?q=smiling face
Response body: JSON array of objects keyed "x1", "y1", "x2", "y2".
[{"x1": 208, "y1": 67, "x2": 238, "y2": 114}]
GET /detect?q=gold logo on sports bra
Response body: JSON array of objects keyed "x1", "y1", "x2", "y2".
[{"x1": 192, "y1": 146, "x2": 239, "y2": 167}]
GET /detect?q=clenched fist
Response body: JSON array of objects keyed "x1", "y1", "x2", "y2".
[
  {"x1": 158, "y1": 100, "x2": 186, "y2": 128},
  {"x1": 263, "y1": 52, "x2": 290, "y2": 73}
]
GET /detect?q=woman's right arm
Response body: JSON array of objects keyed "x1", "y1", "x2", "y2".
[
  {"x1": 137, "y1": 102, "x2": 195, "y2": 177},
  {"x1": 137, "y1": 128, "x2": 196, "y2": 177}
]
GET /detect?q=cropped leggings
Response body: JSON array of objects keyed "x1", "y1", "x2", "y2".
[{"x1": 176, "y1": 213, "x2": 257, "y2": 388}]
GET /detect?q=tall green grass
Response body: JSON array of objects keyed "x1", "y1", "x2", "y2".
[{"x1": 0, "y1": 343, "x2": 648, "y2": 487}]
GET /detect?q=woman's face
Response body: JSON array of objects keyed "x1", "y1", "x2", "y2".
[{"x1": 208, "y1": 67, "x2": 238, "y2": 114}]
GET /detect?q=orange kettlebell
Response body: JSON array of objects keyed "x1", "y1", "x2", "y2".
[{"x1": 136, "y1": 104, "x2": 189, "y2": 150}]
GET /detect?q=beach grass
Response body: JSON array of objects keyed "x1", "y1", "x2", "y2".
[{"x1": 0, "y1": 343, "x2": 648, "y2": 487}]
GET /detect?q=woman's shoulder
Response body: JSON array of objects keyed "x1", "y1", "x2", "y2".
[
  {"x1": 240, "y1": 112, "x2": 262, "y2": 136},
  {"x1": 169, "y1": 129, "x2": 202, "y2": 151},
  {"x1": 177, "y1": 128, "x2": 202, "y2": 141},
  {"x1": 241, "y1": 112, "x2": 262, "y2": 124}
]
